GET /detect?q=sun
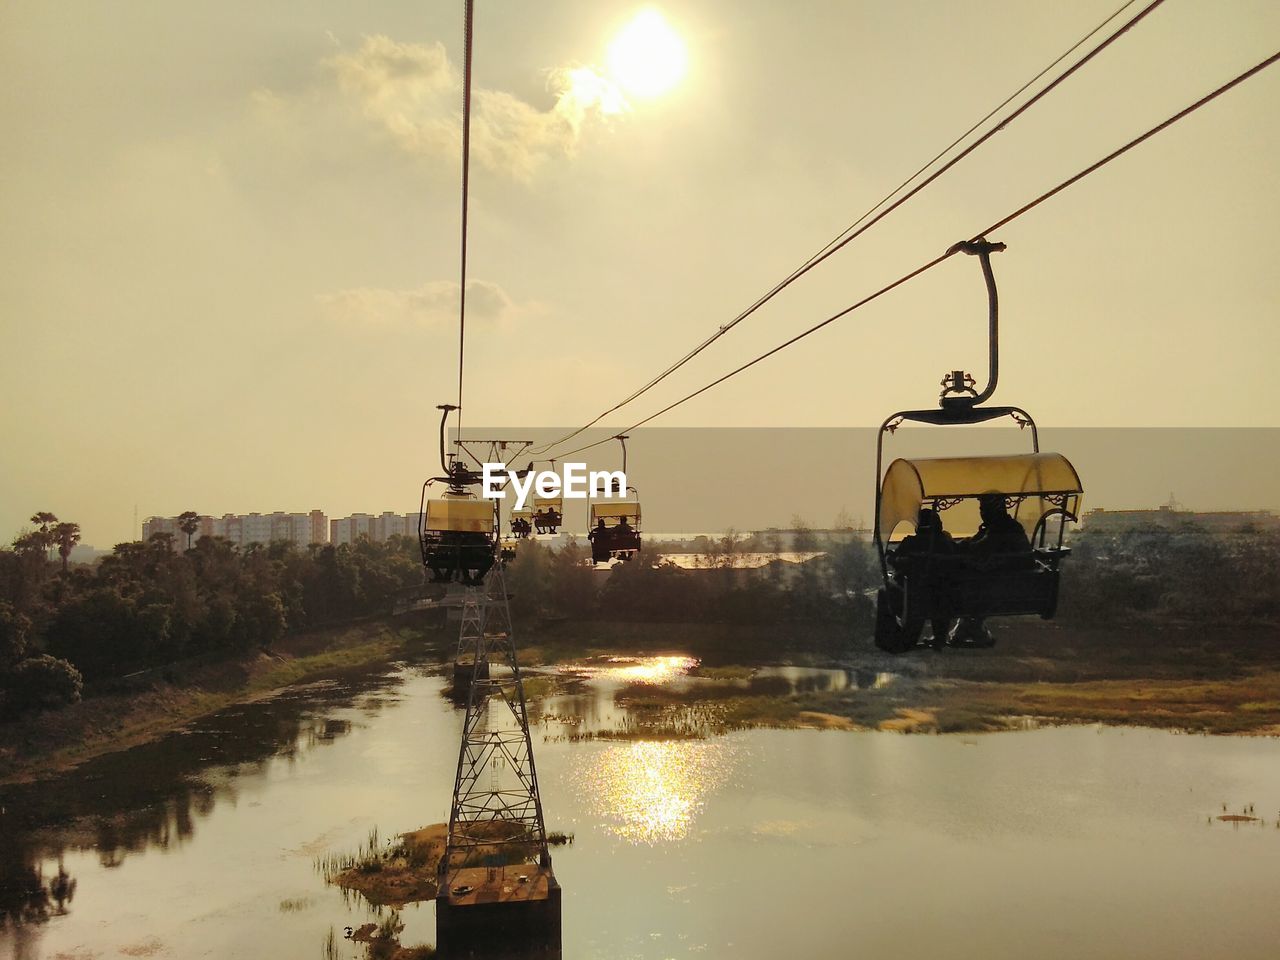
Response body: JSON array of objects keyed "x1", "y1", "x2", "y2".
[{"x1": 606, "y1": 8, "x2": 688, "y2": 98}]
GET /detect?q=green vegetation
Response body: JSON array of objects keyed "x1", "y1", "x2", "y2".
[
  {"x1": 1, "y1": 516, "x2": 424, "y2": 721},
  {"x1": 6, "y1": 510, "x2": 1279, "y2": 756},
  {"x1": 507, "y1": 526, "x2": 875, "y2": 663},
  {"x1": 512, "y1": 524, "x2": 1280, "y2": 660},
  {"x1": 1060, "y1": 525, "x2": 1280, "y2": 626},
  {"x1": 0, "y1": 621, "x2": 417, "y2": 783},
  {"x1": 552, "y1": 659, "x2": 1280, "y2": 737},
  {"x1": 319, "y1": 822, "x2": 572, "y2": 910}
]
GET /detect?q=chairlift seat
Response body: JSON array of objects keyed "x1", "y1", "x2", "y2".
[
  {"x1": 532, "y1": 496, "x2": 563, "y2": 534},
  {"x1": 588, "y1": 500, "x2": 642, "y2": 563},
  {"x1": 420, "y1": 497, "x2": 496, "y2": 584},
  {"x1": 874, "y1": 452, "x2": 1083, "y2": 653}
]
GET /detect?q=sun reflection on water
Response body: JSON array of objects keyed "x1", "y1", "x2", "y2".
[
  {"x1": 575, "y1": 739, "x2": 735, "y2": 844},
  {"x1": 570, "y1": 655, "x2": 699, "y2": 685}
]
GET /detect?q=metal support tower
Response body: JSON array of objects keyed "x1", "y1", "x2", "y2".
[
  {"x1": 441, "y1": 562, "x2": 551, "y2": 884},
  {"x1": 449, "y1": 584, "x2": 490, "y2": 683}
]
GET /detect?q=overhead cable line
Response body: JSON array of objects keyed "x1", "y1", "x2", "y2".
[
  {"x1": 533, "y1": 0, "x2": 1164, "y2": 458},
  {"x1": 544, "y1": 48, "x2": 1280, "y2": 461},
  {"x1": 454, "y1": 0, "x2": 476, "y2": 443}
]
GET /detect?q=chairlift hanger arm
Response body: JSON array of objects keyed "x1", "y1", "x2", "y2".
[
  {"x1": 436, "y1": 404, "x2": 458, "y2": 475},
  {"x1": 940, "y1": 238, "x2": 1004, "y2": 407}
]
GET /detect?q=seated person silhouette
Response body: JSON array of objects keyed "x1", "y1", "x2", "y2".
[
  {"x1": 950, "y1": 494, "x2": 1033, "y2": 647},
  {"x1": 895, "y1": 507, "x2": 953, "y2": 557},
  {"x1": 962, "y1": 494, "x2": 1031, "y2": 559},
  {"x1": 614, "y1": 515, "x2": 637, "y2": 553},
  {"x1": 429, "y1": 530, "x2": 469, "y2": 583},
  {"x1": 893, "y1": 507, "x2": 955, "y2": 648},
  {"x1": 456, "y1": 531, "x2": 494, "y2": 585},
  {"x1": 588, "y1": 517, "x2": 610, "y2": 562}
]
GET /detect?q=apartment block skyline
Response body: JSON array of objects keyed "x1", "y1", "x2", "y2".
[
  {"x1": 141, "y1": 510, "x2": 419, "y2": 550},
  {"x1": 329, "y1": 512, "x2": 419, "y2": 546}
]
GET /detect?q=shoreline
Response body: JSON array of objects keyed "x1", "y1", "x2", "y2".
[
  {"x1": 3, "y1": 616, "x2": 1278, "y2": 784},
  {"x1": 711, "y1": 672, "x2": 1280, "y2": 737},
  {"x1": 0, "y1": 619, "x2": 428, "y2": 785}
]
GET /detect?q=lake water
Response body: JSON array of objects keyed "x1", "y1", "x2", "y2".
[{"x1": 3, "y1": 654, "x2": 1279, "y2": 959}]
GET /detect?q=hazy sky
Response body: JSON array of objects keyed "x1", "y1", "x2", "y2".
[{"x1": 3, "y1": 1, "x2": 1278, "y2": 547}]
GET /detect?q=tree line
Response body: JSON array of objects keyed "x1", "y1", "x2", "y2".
[
  {"x1": 0, "y1": 512, "x2": 423, "y2": 719},
  {"x1": 5, "y1": 510, "x2": 1276, "y2": 720},
  {"x1": 1058, "y1": 524, "x2": 1280, "y2": 625},
  {"x1": 505, "y1": 520, "x2": 881, "y2": 658},
  {"x1": 506, "y1": 519, "x2": 1280, "y2": 643}
]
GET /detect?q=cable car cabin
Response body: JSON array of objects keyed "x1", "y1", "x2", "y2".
[
  {"x1": 510, "y1": 507, "x2": 533, "y2": 539},
  {"x1": 419, "y1": 497, "x2": 497, "y2": 586},
  {"x1": 499, "y1": 537, "x2": 520, "y2": 562},
  {"x1": 588, "y1": 500, "x2": 642, "y2": 564},
  {"x1": 875, "y1": 452, "x2": 1083, "y2": 653},
  {"x1": 532, "y1": 496, "x2": 563, "y2": 535}
]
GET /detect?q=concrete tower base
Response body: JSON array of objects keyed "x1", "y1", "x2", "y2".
[{"x1": 436, "y1": 864, "x2": 561, "y2": 959}]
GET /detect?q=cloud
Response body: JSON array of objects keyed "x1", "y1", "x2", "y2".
[
  {"x1": 318, "y1": 278, "x2": 530, "y2": 329},
  {"x1": 324, "y1": 35, "x2": 627, "y2": 181}
]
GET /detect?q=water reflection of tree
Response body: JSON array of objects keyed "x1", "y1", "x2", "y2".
[
  {"x1": 0, "y1": 667, "x2": 396, "y2": 930},
  {"x1": 0, "y1": 846, "x2": 75, "y2": 928}
]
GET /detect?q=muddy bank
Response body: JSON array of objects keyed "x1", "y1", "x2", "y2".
[
  {"x1": 323, "y1": 824, "x2": 448, "y2": 907},
  {"x1": 712, "y1": 672, "x2": 1280, "y2": 735},
  {"x1": 321, "y1": 822, "x2": 572, "y2": 908},
  {"x1": 526, "y1": 620, "x2": 1280, "y2": 736},
  {"x1": 6, "y1": 616, "x2": 1275, "y2": 786},
  {"x1": 0, "y1": 620, "x2": 428, "y2": 784}
]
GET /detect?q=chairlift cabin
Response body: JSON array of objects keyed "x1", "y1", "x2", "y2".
[
  {"x1": 586, "y1": 434, "x2": 642, "y2": 564},
  {"x1": 417, "y1": 397, "x2": 533, "y2": 587},
  {"x1": 875, "y1": 451, "x2": 1083, "y2": 652},
  {"x1": 870, "y1": 238, "x2": 1084, "y2": 652},
  {"x1": 419, "y1": 493, "x2": 497, "y2": 586},
  {"x1": 588, "y1": 498, "x2": 642, "y2": 564},
  {"x1": 531, "y1": 496, "x2": 563, "y2": 535},
  {"x1": 510, "y1": 507, "x2": 533, "y2": 539}
]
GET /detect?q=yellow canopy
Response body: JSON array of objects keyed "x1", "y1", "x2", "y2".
[
  {"x1": 880, "y1": 452, "x2": 1082, "y2": 543},
  {"x1": 532, "y1": 496, "x2": 563, "y2": 512},
  {"x1": 590, "y1": 500, "x2": 641, "y2": 526},
  {"x1": 425, "y1": 498, "x2": 495, "y2": 534},
  {"x1": 511, "y1": 508, "x2": 532, "y2": 521}
]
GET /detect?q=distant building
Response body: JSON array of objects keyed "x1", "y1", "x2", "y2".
[
  {"x1": 67, "y1": 543, "x2": 107, "y2": 563},
  {"x1": 330, "y1": 512, "x2": 419, "y2": 546},
  {"x1": 142, "y1": 511, "x2": 328, "y2": 550},
  {"x1": 1082, "y1": 505, "x2": 1279, "y2": 535}
]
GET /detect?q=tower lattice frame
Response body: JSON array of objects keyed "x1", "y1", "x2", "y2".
[{"x1": 441, "y1": 562, "x2": 551, "y2": 884}]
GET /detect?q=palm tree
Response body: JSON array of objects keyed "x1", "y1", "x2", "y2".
[
  {"x1": 30, "y1": 511, "x2": 58, "y2": 561},
  {"x1": 177, "y1": 511, "x2": 201, "y2": 551},
  {"x1": 54, "y1": 522, "x2": 81, "y2": 573}
]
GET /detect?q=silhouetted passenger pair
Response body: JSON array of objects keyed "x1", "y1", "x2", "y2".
[
  {"x1": 893, "y1": 494, "x2": 1032, "y2": 647},
  {"x1": 533, "y1": 508, "x2": 562, "y2": 534}
]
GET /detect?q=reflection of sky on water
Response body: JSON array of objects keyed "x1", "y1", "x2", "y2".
[
  {"x1": 6, "y1": 658, "x2": 1280, "y2": 960},
  {"x1": 571, "y1": 739, "x2": 737, "y2": 844},
  {"x1": 533, "y1": 657, "x2": 896, "y2": 740}
]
